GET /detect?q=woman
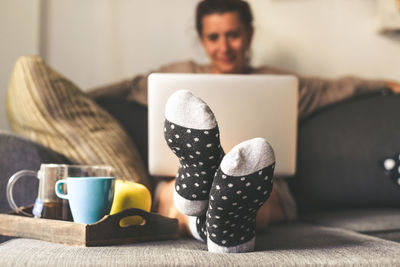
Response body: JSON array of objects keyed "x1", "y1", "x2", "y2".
[{"x1": 89, "y1": 0, "x2": 400, "y2": 252}]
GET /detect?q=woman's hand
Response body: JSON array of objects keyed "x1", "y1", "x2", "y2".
[{"x1": 387, "y1": 81, "x2": 400, "y2": 94}]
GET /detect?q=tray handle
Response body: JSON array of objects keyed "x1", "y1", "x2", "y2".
[
  {"x1": 107, "y1": 208, "x2": 167, "y2": 227},
  {"x1": 92, "y1": 208, "x2": 179, "y2": 240}
]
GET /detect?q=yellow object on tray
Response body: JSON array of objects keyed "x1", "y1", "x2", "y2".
[{"x1": 110, "y1": 180, "x2": 152, "y2": 227}]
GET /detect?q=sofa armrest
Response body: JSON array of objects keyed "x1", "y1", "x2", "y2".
[
  {"x1": 0, "y1": 132, "x2": 72, "y2": 242},
  {"x1": 289, "y1": 93, "x2": 400, "y2": 214},
  {"x1": 0, "y1": 132, "x2": 72, "y2": 213}
]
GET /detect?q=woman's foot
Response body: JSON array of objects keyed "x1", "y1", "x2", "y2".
[
  {"x1": 164, "y1": 90, "x2": 224, "y2": 216},
  {"x1": 205, "y1": 138, "x2": 275, "y2": 253}
]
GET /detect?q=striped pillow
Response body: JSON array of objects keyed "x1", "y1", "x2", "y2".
[{"x1": 6, "y1": 56, "x2": 149, "y2": 188}]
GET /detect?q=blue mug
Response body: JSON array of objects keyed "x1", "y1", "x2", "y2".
[{"x1": 55, "y1": 177, "x2": 115, "y2": 224}]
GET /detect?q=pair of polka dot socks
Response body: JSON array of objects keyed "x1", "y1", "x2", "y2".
[{"x1": 164, "y1": 90, "x2": 275, "y2": 253}]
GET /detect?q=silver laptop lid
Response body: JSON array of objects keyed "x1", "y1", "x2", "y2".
[{"x1": 148, "y1": 73, "x2": 298, "y2": 177}]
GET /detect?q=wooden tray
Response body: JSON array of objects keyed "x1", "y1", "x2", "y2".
[{"x1": 0, "y1": 207, "x2": 179, "y2": 247}]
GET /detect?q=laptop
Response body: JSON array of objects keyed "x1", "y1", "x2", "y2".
[{"x1": 148, "y1": 73, "x2": 298, "y2": 177}]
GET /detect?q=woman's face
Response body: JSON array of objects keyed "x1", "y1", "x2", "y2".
[{"x1": 200, "y1": 11, "x2": 253, "y2": 74}]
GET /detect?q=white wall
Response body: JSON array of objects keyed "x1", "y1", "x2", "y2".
[
  {"x1": 0, "y1": 0, "x2": 41, "y2": 131},
  {"x1": 1, "y1": 0, "x2": 400, "y2": 130},
  {"x1": 40, "y1": 0, "x2": 206, "y2": 90},
  {"x1": 250, "y1": 0, "x2": 400, "y2": 80},
  {"x1": 41, "y1": 0, "x2": 400, "y2": 90}
]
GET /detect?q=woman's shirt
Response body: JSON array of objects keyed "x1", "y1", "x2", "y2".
[{"x1": 88, "y1": 60, "x2": 388, "y2": 121}]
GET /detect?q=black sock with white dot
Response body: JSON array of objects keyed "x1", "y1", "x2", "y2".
[
  {"x1": 165, "y1": 121, "x2": 224, "y2": 215},
  {"x1": 206, "y1": 138, "x2": 275, "y2": 253},
  {"x1": 164, "y1": 90, "x2": 224, "y2": 216}
]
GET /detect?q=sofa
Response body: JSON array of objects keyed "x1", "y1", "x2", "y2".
[{"x1": 0, "y1": 86, "x2": 400, "y2": 266}]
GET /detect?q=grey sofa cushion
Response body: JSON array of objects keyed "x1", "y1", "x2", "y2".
[
  {"x1": 289, "y1": 93, "x2": 400, "y2": 214},
  {"x1": 1, "y1": 223, "x2": 400, "y2": 266},
  {"x1": 0, "y1": 132, "x2": 72, "y2": 243},
  {"x1": 94, "y1": 97, "x2": 148, "y2": 168},
  {"x1": 371, "y1": 231, "x2": 400, "y2": 243},
  {"x1": 303, "y1": 208, "x2": 400, "y2": 233},
  {"x1": 303, "y1": 208, "x2": 400, "y2": 243}
]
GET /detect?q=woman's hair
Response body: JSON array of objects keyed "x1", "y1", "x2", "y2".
[{"x1": 195, "y1": 0, "x2": 253, "y2": 36}]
